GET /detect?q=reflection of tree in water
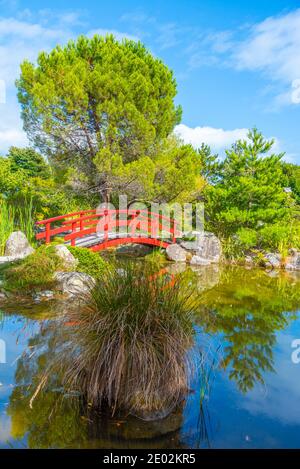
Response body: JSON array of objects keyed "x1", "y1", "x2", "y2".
[{"x1": 193, "y1": 268, "x2": 300, "y2": 392}]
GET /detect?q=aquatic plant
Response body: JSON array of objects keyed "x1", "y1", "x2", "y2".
[{"x1": 38, "y1": 263, "x2": 201, "y2": 420}]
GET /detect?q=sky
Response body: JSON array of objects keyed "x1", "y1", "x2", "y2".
[{"x1": 0, "y1": 0, "x2": 300, "y2": 163}]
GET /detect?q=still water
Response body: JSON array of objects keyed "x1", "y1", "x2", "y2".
[{"x1": 1, "y1": 265, "x2": 300, "y2": 449}]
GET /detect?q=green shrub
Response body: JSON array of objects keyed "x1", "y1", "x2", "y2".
[
  {"x1": 67, "y1": 246, "x2": 107, "y2": 278},
  {"x1": 4, "y1": 245, "x2": 64, "y2": 293},
  {"x1": 258, "y1": 222, "x2": 300, "y2": 251}
]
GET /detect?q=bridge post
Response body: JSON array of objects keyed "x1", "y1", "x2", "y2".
[
  {"x1": 71, "y1": 221, "x2": 77, "y2": 246},
  {"x1": 45, "y1": 222, "x2": 51, "y2": 244}
]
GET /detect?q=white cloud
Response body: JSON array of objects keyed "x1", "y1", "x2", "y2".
[
  {"x1": 233, "y1": 9, "x2": 300, "y2": 84},
  {"x1": 175, "y1": 123, "x2": 249, "y2": 152},
  {"x1": 192, "y1": 9, "x2": 300, "y2": 107},
  {"x1": 175, "y1": 124, "x2": 284, "y2": 158}
]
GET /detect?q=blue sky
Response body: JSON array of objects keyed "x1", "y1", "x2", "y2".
[{"x1": 0, "y1": 0, "x2": 300, "y2": 163}]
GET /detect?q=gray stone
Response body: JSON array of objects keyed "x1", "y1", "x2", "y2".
[
  {"x1": 54, "y1": 244, "x2": 78, "y2": 269},
  {"x1": 166, "y1": 244, "x2": 187, "y2": 262},
  {"x1": 264, "y1": 252, "x2": 281, "y2": 269},
  {"x1": 285, "y1": 251, "x2": 300, "y2": 271},
  {"x1": 54, "y1": 271, "x2": 96, "y2": 297},
  {"x1": 190, "y1": 255, "x2": 211, "y2": 266},
  {"x1": 179, "y1": 231, "x2": 221, "y2": 263},
  {"x1": 4, "y1": 231, "x2": 35, "y2": 258}
]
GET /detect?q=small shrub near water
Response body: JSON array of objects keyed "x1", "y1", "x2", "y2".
[{"x1": 67, "y1": 246, "x2": 107, "y2": 278}]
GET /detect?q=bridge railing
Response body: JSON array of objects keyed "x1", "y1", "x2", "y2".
[{"x1": 35, "y1": 209, "x2": 181, "y2": 247}]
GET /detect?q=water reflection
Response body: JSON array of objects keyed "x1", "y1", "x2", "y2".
[{"x1": 1, "y1": 265, "x2": 300, "y2": 448}]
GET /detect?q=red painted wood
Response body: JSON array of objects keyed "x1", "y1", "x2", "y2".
[
  {"x1": 90, "y1": 237, "x2": 170, "y2": 251},
  {"x1": 35, "y1": 208, "x2": 179, "y2": 250}
]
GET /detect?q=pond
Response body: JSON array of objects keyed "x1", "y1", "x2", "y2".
[{"x1": 1, "y1": 264, "x2": 300, "y2": 449}]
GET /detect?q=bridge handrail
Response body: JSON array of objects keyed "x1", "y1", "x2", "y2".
[{"x1": 35, "y1": 208, "x2": 181, "y2": 246}]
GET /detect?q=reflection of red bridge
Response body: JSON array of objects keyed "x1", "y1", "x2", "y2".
[{"x1": 36, "y1": 209, "x2": 180, "y2": 251}]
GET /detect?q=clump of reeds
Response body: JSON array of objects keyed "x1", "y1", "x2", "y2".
[
  {"x1": 0, "y1": 198, "x2": 35, "y2": 255},
  {"x1": 42, "y1": 263, "x2": 201, "y2": 420}
]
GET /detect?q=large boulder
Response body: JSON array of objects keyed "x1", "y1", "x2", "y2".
[
  {"x1": 54, "y1": 271, "x2": 96, "y2": 297},
  {"x1": 180, "y1": 231, "x2": 221, "y2": 263},
  {"x1": 166, "y1": 244, "x2": 187, "y2": 262},
  {"x1": 4, "y1": 231, "x2": 35, "y2": 259},
  {"x1": 54, "y1": 244, "x2": 78, "y2": 269}
]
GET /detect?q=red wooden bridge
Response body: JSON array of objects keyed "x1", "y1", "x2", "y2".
[{"x1": 35, "y1": 208, "x2": 180, "y2": 251}]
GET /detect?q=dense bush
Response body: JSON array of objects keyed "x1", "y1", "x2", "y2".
[{"x1": 67, "y1": 246, "x2": 107, "y2": 278}]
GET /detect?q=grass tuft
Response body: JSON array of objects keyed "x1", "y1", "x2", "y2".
[{"x1": 42, "y1": 263, "x2": 201, "y2": 419}]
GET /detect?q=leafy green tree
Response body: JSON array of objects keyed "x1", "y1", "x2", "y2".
[
  {"x1": 281, "y1": 162, "x2": 300, "y2": 204},
  {"x1": 8, "y1": 147, "x2": 51, "y2": 179},
  {"x1": 17, "y1": 35, "x2": 182, "y2": 202},
  {"x1": 102, "y1": 136, "x2": 204, "y2": 203},
  {"x1": 204, "y1": 128, "x2": 295, "y2": 252}
]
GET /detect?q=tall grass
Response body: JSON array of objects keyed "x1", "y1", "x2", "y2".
[
  {"x1": 37, "y1": 263, "x2": 203, "y2": 420},
  {"x1": 0, "y1": 198, "x2": 35, "y2": 255}
]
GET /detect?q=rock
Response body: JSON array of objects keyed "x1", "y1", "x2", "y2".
[
  {"x1": 0, "y1": 292, "x2": 7, "y2": 300},
  {"x1": 54, "y1": 271, "x2": 96, "y2": 297},
  {"x1": 166, "y1": 244, "x2": 187, "y2": 262},
  {"x1": 32, "y1": 290, "x2": 55, "y2": 303},
  {"x1": 4, "y1": 231, "x2": 35, "y2": 259},
  {"x1": 54, "y1": 244, "x2": 78, "y2": 269},
  {"x1": 116, "y1": 244, "x2": 152, "y2": 257},
  {"x1": 285, "y1": 251, "x2": 300, "y2": 271},
  {"x1": 190, "y1": 255, "x2": 211, "y2": 266},
  {"x1": 179, "y1": 231, "x2": 221, "y2": 263},
  {"x1": 264, "y1": 252, "x2": 281, "y2": 269}
]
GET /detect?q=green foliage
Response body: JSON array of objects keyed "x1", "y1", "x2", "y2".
[
  {"x1": 204, "y1": 128, "x2": 297, "y2": 256},
  {"x1": 17, "y1": 34, "x2": 182, "y2": 201},
  {"x1": 67, "y1": 246, "x2": 107, "y2": 278},
  {"x1": 281, "y1": 162, "x2": 300, "y2": 204},
  {"x1": 4, "y1": 245, "x2": 64, "y2": 293},
  {"x1": 258, "y1": 221, "x2": 300, "y2": 251},
  {"x1": 40, "y1": 263, "x2": 198, "y2": 417},
  {"x1": 8, "y1": 147, "x2": 51, "y2": 179}
]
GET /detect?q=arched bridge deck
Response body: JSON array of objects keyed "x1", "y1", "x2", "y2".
[{"x1": 35, "y1": 209, "x2": 180, "y2": 251}]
